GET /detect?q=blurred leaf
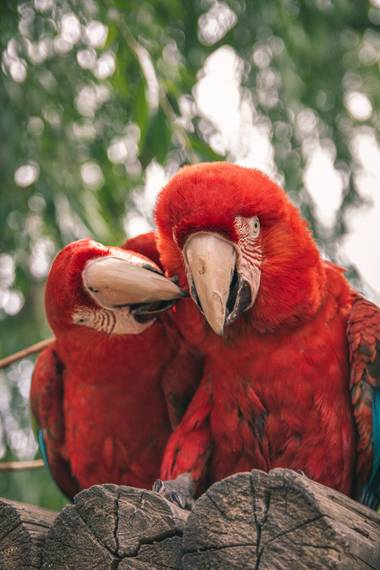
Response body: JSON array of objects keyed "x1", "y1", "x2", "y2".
[
  {"x1": 134, "y1": 78, "x2": 149, "y2": 146},
  {"x1": 140, "y1": 107, "x2": 172, "y2": 166},
  {"x1": 187, "y1": 133, "x2": 224, "y2": 162}
]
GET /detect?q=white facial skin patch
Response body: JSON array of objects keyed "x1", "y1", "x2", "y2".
[
  {"x1": 234, "y1": 215, "x2": 263, "y2": 311},
  {"x1": 72, "y1": 305, "x2": 154, "y2": 335}
]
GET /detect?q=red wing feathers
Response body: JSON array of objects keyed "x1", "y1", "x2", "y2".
[{"x1": 30, "y1": 345, "x2": 80, "y2": 498}]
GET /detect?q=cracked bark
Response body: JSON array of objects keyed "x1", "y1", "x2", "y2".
[
  {"x1": 0, "y1": 497, "x2": 57, "y2": 569},
  {"x1": 41, "y1": 484, "x2": 189, "y2": 569},
  {"x1": 182, "y1": 469, "x2": 380, "y2": 570}
]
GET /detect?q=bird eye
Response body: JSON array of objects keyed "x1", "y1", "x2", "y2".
[{"x1": 249, "y1": 216, "x2": 260, "y2": 237}]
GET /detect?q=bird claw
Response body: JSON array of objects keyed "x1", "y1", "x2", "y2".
[
  {"x1": 153, "y1": 473, "x2": 195, "y2": 510},
  {"x1": 153, "y1": 478, "x2": 164, "y2": 493},
  {"x1": 168, "y1": 490, "x2": 186, "y2": 509}
]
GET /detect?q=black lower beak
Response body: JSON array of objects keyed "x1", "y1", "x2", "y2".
[
  {"x1": 130, "y1": 299, "x2": 177, "y2": 323},
  {"x1": 190, "y1": 265, "x2": 252, "y2": 329},
  {"x1": 225, "y1": 268, "x2": 252, "y2": 327}
]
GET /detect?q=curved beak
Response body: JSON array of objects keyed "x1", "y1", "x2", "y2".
[
  {"x1": 82, "y1": 255, "x2": 182, "y2": 309},
  {"x1": 183, "y1": 233, "x2": 237, "y2": 336}
]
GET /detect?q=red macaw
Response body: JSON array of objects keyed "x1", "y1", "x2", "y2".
[
  {"x1": 30, "y1": 235, "x2": 203, "y2": 498},
  {"x1": 153, "y1": 162, "x2": 380, "y2": 509}
]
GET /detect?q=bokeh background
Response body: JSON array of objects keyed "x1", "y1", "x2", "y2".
[{"x1": 1, "y1": 0, "x2": 380, "y2": 510}]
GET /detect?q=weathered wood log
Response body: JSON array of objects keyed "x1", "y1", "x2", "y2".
[
  {"x1": 183, "y1": 468, "x2": 380, "y2": 569},
  {"x1": 2, "y1": 469, "x2": 379, "y2": 568},
  {"x1": 41, "y1": 483, "x2": 189, "y2": 569},
  {"x1": 0, "y1": 497, "x2": 57, "y2": 569}
]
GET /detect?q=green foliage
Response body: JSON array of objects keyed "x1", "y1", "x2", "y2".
[
  {"x1": 0, "y1": 0, "x2": 379, "y2": 508},
  {"x1": 0, "y1": 466, "x2": 68, "y2": 510}
]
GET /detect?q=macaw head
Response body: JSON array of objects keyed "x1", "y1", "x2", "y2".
[
  {"x1": 155, "y1": 162, "x2": 325, "y2": 335},
  {"x1": 45, "y1": 238, "x2": 182, "y2": 335}
]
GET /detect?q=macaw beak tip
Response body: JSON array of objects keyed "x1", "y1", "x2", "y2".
[{"x1": 211, "y1": 323, "x2": 225, "y2": 336}]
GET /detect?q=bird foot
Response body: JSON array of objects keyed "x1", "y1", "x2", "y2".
[{"x1": 153, "y1": 472, "x2": 195, "y2": 510}]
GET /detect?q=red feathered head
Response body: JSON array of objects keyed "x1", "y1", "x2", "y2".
[
  {"x1": 45, "y1": 239, "x2": 181, "y2": 336},
  {"x1": 155, "y1": 162, "x2": 326, "y2": 333}
]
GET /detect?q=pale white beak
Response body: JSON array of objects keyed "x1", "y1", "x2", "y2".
[
  {"x1": 183, "y1": 233, "x2": 236, "y2": 335},
  {"x1": 82, "y1": 255, "x2": 182, "y2": 309}
]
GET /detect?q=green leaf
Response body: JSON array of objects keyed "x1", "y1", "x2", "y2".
[
  {"x1": 187, "y1": 133, "x2": 225, "y2": 162},
  {"x1": 140, "y1": 107, "x2": 172, "y2": 166},
  {"x1": 133, "y1": 78, "x2": 149, "y2": 146}
]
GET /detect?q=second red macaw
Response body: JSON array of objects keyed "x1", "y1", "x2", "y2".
[
  {"x1": 154, "y1": 162, "x2": 380, "y2": 509},
  {"x1": 31, "y1": 235, "x2": 203, "y2": 498}
]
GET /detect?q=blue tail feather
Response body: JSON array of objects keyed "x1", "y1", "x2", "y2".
[
  {"x1": 360, "y1": 387, "x2": 380, "y2": 510},
  {"x1": 37, "y1": 429, "x2": 50, "y2": 470}
]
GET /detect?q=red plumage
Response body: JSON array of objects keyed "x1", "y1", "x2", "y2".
[
  {"x1": 30, "y1": 235, "x2": 202, "y2": 497},
  {"x1": 155, "y1": 162, "x2": 379, "y2": 502}
]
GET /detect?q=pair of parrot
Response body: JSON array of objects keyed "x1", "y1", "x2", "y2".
[{"x1": 31, "y1": 162, "x2": 380, "y2": 510}]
